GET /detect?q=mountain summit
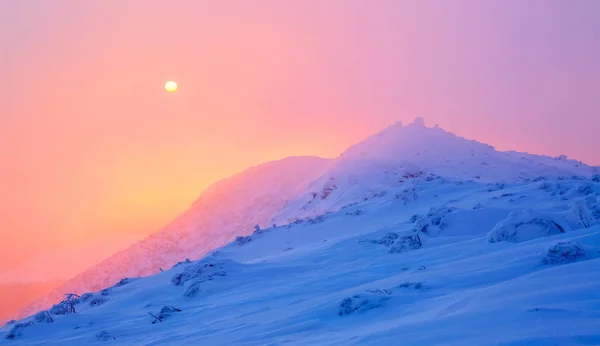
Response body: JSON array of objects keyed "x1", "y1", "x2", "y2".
[{"x1": 273, "y1": 118, "x2": 596, "y2": 222}]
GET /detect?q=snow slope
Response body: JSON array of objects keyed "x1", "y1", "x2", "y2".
[
  {"x1": 14, "y1": 118, "x2": 598, "y2": 333},
  {"x1": 18, "y1": 156, "x2": 332, "y2": 318},
  {"x1": 3, "y1": 173, "x2": 600, "y2": 345}
]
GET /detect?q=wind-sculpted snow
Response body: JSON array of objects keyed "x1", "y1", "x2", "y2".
[{"x1": 487, "y1": 210, "x2": 566, "y2": 243}]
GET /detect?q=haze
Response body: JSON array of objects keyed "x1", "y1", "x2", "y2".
[{"x1": 0, "y1": 0, "x2": 598, "y2": 287}]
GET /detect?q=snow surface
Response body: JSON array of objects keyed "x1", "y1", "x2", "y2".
[{"x1": 7, "y1": 119, "x2": 600, "y2": 345}]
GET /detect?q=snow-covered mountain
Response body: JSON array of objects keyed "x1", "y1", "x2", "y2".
[
  {"x1": 3, "y1": 162, "x2": 600, "y2": 344},
  {"x1": 10, "y1": 118, "x2": 599, "y2": 343},
  {"x1": 18, "y1": 156, "x2": 332, "y2": 318}
]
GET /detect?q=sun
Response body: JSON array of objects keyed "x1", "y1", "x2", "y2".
[{"x1": 164, "y1": 80, "x2": 178, "y2": 92}]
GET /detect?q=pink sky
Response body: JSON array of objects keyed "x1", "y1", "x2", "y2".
[{"x1": 1, "y1": 0, "x2": 598, "y2": 280}]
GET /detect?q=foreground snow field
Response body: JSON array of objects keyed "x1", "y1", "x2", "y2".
[{"x1": 4, "y1": 119, "x2": 600, "y2": 345}]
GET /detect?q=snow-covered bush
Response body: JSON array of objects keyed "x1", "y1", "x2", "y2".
[
  {"x1": 410, "y1": 206, "x2": 457, "y2": 236},
  {"x1": 542, "y1": 241, "x2": 587, "y2": 265},
  {"x1": 487, "y1": 210, "x2": 565, "y2": 243},
  {"x1": 171, "y1": 272, "x2": 190, "y2": 286},
  {"x1": 365, "y1": 232, "x2": 399, "y2": 246},
  {"x1": 425, "y1": 174, "x2": 438, "y2": 182},
  {"x1": 575, "y1": 182, "x2": 596, "y2": 196},
  {"x1": 341, "y1": 202, "x2": 358, "y2": 210},
  {"x1": 570, "y1": 200, "x2": 595, "y2": 229},
  {"x1": 338, "y1": 290, "x2": 391, "y2": 316},
  {"x1": 100, "y1": 288, "x2": 111, "y2": 296},
  {"x1": 4, "y1": 320, "x2": 16, "y2": 327},
  {"x1": 389, "y1": 234, "x2": 422, "y2": 253},
  {"x1": 172, "y1": 261, "x2": 223, "y2": 286},
  {"x1": 473, "y1": 203, "x2": 484, "y2": 210},
  {"x1": 172, "y1": 260, "x2": 228, "y2": 296},
  {"x1": 363, "y1": 231, "x2": 422, "y2": 253},
  {"x1": 538, "y1": 182, "x2": 553, "y2": 190},
  {"x1": 591, "y1": 174, "x2": 600, "y2": 183},
  {"x1": 395, "y1": 187, "x2": 418, "y2": 205},
  {"x1": 402, "y1": 171, "x2": 425, "y2": 179},
  {"x1": 96, "y1": 331, "x2": 116, "y2": 341},
  {"x1": 235, "y1": 235, "x2": 252, "y2": 245},
  {"x1": 396, "y1": 282, "x2": 423, "y2": 290},
  {"x1": 345, "y1": 209, "x2": 362, "y2": 216},
  {"x1": 172, "y1": 258, "x2": 192, "y2": 269},
  {"x1": 50, "y1": 299, "x2": 76, "y2": 315},
  {"x1": 409, "y1": 214, "x2": 420, "y2": 223},
  {"x1": 413, "y1": 217, "x2": 429, "y2": 234},
  {"x1": 149, "y1": 306, "x2": 181, "y2": 324},
  {"x1": 182, "y1": 270, "x2": 227, "y2": 298},
  {"x1": 64, "y1": 293, "x2": 80, "y2": 301},
  {"x1": 114, "y1": 278, "x2": 131, "y2": 287},
  {"x1": 252, "y1": 226, "x2": 269, "y2": 235},
  {"x1": 5, "y1": 322, "x2": 33, "y2": 340},
  {"x1": 89, "y1": 297, "x2": 107, "y2": 307},
  {"x1": 487, "y1": 183, "x2": 506, "y2": 192},
  {"x1": 80, "y1": 293, "x2": 94, "y2": 302},
  {"x1": 307, "y1": 215, "x2": 325, "y2": 224},
  {"x1": 34, "y1": 311, "x2": 53, "y2": 323}
]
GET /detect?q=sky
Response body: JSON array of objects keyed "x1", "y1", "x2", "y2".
[{"x1": 0, "y1": 0, "x2": 599, "y2": 282}]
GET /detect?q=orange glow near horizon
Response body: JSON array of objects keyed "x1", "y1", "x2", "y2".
[{"x1": 1, "y1": 0, "x2": 599, "y2": 287}]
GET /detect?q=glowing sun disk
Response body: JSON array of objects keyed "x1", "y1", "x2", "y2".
[{"x1": 165, "y1": 80, "x2": 178, "y2": 92}]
